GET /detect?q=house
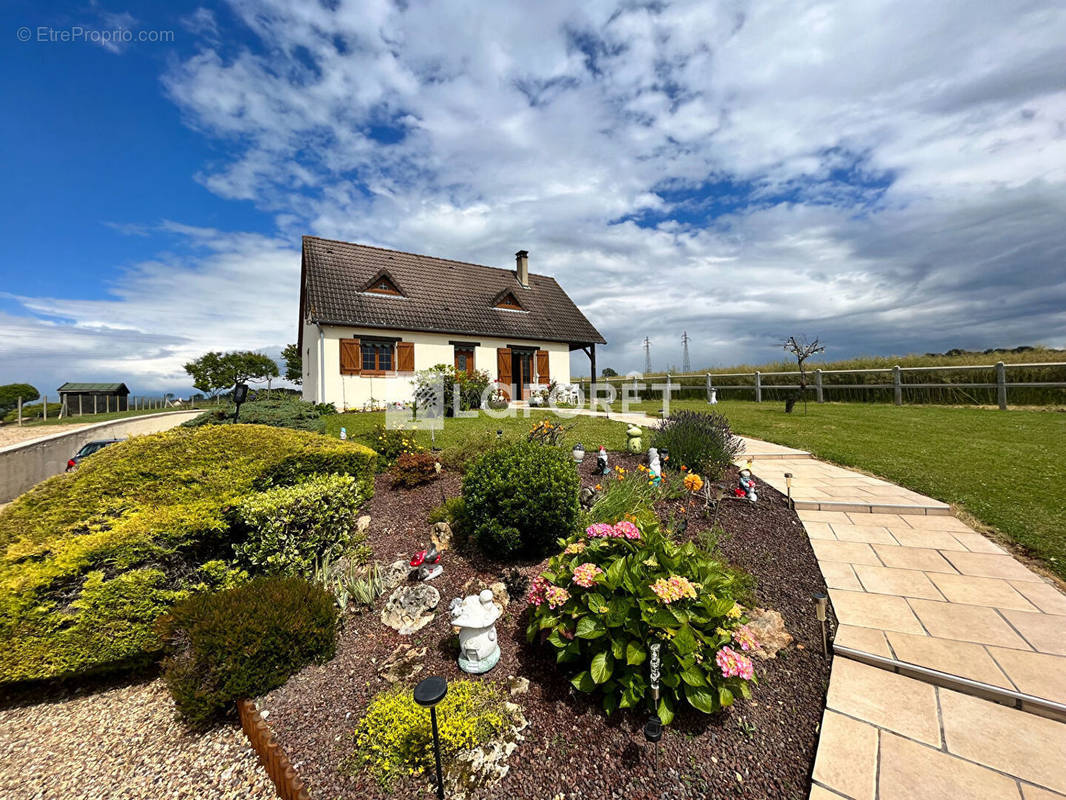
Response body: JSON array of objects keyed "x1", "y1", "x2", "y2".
[
  {"x1": 57, "y1": 382, "x2": 130, "y2": 414},
  {"x1": 297, "y1": 237, "x2": 606, "y2": 409}
]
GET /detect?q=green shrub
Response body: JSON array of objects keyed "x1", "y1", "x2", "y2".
[
  {"x1": 159, "y1": 576, "x2": 338, "y2": 726},
  {"x1": 390, "y1": 451, "x2": 440, "y2": 488},
  {"x1": 370, "y1": 425, "x2": 423, "y2": 467},
  {"x1": 0, "y1": 425, "x2": 375, "y2": 683},
  {"x1": 587, "y1": 463, "x2": 687, "y2": 525},
  {"x1": 462, "y1": 441, "x2": 580, "y2": 559},
  {"x1": 651, "y1": 410, "x2": 742, "y2": 480},
  {"x1": 183, "y1": 396, "x2": 332, "y2": 432},
  {"x1": 230, "y1": 474, "x2": 368, "y2": 575},
  {"x1": 428, "y1": 497, "x2": 470, "y2": 549},
  {"x1": 527, "y1": 513, "x2": 756, "y2": 724},
  {"x1": 413, "y1": 364, "x2": 491, "y2": 414},
  {"x1": 0, "y1": 383, "x2": 40, "y2": 416},
  {"x1": 353, "y1": 680, "x2": 514, "y2": 787}
]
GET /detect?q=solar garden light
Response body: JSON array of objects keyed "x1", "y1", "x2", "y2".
[
  {"x1": 496, "y1": 429, "x2": 503, "y2": 439},
  {"x1": 232, "y1": 382, "x2": 249, "y2": 423},
  {"x1": 784, "y1": 472, "x2": 793, "y2": 509},
  {"x1": 414, "y1": 676, "x2": 448, "y2": 799},
  {"x1": 572, "y1": 442, "x2": 586, "y2": 464},
  {"x1": 812, "y1": 592, "x2": 828, "y2": 657},
  {"x1": 644, "y1": 642, "x2": 662, "y2": 771}
]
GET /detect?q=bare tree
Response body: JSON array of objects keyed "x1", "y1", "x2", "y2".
[{"x1": 782, "y1": 336, "x2": 825, "y2": 413}]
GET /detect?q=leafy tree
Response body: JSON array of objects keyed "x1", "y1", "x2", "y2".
[
  {"x1": 601, "y1": 367, "x2": 618, "y2": 377},
  {"x1": 281, "y1": 343, "x2": 302, "y2": 384},
  {"x1": 0, "y1": 383, "x2": 40, "y2": 415},
  {"x1": 183, "y1": 351, "x2": 279, "y2": 397}
]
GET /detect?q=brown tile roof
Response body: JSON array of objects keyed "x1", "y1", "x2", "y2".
[{"x1": 300, "y1": 236, "x2": 606, "y2": 346}]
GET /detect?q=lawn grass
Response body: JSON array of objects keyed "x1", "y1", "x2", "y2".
[{"x1": 10, "y1": 404, "x2": 212, "y2": 428}]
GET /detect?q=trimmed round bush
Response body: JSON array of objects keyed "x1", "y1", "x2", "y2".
[
  {"x1": 182, "y1": 396, "x2": 335, "y2": 432},
  {"x1": 159, "y1": 576, "x2": 339, "y2": 726},
  {"x1": 462, "y1": 441, "x2": 580, "y2": 559},
  {"x1": 651, "y1": 410, "x2": 742, "y2": 479}
]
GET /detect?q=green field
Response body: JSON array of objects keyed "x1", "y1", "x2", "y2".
[
  {"x1": 7, "y1": 403, "x2": 213, "y2": 428},
  {"x1": 327, "y1": 401, "x2": 1065, "y2": 581}
]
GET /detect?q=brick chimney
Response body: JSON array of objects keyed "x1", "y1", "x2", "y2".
[{"x1": 515, "y1": 250, "x2": 529, "y2": 288}]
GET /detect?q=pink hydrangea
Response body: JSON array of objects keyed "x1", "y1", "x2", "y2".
[
  {"x1": 526, "y1": 575, "x2": 550, "y2": 606},
  {"x1": 733, "y1": 625, "x2": 759, "y2": 652},
  {"x1": 613, "y1": 520, "x2": 641, "y2": 540},
  {"x1": 716, "y1": 646, "x2": 755, "y2": 680},
  {"x1": 586, "y1": 521, "x2": 642, "y2": 540},
  {"x1": 545, "y1": 585, "x2": 571, "y2": 609},
  {"x1": 650, "y1": 575, "x2": 698, "y2": 604},
  {"x1": 572, "y1": 562, "x2": 604, "y2": 588},
  {"x1": 586, "y1": 523, "x2": 616, "y2": 539}
]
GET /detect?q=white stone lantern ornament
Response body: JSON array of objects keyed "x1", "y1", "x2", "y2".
[{"x1": 449, "y1": 589, "x2": 502, "y2": 674}]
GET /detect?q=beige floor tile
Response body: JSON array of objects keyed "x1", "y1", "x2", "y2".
[
  {"x1": 908, "y1": 599, "x2": 1031, "y2": 648},
  {"x1": 820, "y1": 562, "x2": 863, "y2": 591},
  {"x1": 812, "y1": 540, "x2": 884, "y2": 566},
  {"x1": 872, "y1": 545, "x2": 959, "y2": 574},
  {"x1": 950, "y1": 533, "x2": 1007, "y2": 554},
  {"x1": 944, "y1": 552, "x2": 1044, "y2": 582},
  {"x1": 888, "y1": 528, "x2": 970, "y2": 551},
  {"x1": 826, "y1": 659, "x2": 940, "y2": 745},
  {"x1": 851, "y1": 512, "x2": 911, "y2": 527},
  {"x1": 987, "y1": 647, "x2": 1066, "y2": 704},
  {"x1": 886, "y1": 631, "x2": 1013, "y2": 688},
  {"x1": 829, "y1": 524, "x2": 899, "y2": 545},
  {"x1": 834, "y1": 624, "x2": 894, "y2": 657},
  {"x1": 853, "y1": 564, "x2": 945, "y2": 600},
  {"x1": 928, "y1": 573, "x2": 1039, "y2": 612},
  {"x1": 1000, "y1": 611, "x2": 1066, "y2": 656},
  {"x1": 809, "y1": 785, "x2": 848, "y2": 800},
  {"x1": 904, "y1": 515, "x2": 974, "y2": 532},
  {"x1": 804, "y1": 521, "x2": 837, "y2": 540},
  {"x1": 1021, "y1": 785, "x2": 1066, "y2": 800},
  {"x1": 878, "y1": 730, "x2": 1022, "y2": 800},
  {"x1": 812, "y1": 710, "x2": 878, "y2": 800},
  {"x1": 940, "y1": 687, "x2": 1066, "y2": 794},
  {"x1": 1010, "y1": 582, "x2": 1066, "y2": 615},
  {"x1": 830, "y1": 589, "x2": 926, "y2": 634},
  {"x1": 798, "y1": 510, "x2": 854, "y2": 525}
]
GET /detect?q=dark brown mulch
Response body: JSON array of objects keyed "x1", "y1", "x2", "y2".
[{"x1": 261, "y1": 453, "x2": 832, "y2": 800}]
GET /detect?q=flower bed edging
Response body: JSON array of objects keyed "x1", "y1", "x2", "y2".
[{"x1": 237, "y1": 699, "x2": 311, "y2": 800}]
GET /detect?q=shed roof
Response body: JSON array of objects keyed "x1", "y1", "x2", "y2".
[{"x1": 57, "y1": 383, "x2": 130, "y2": 394}]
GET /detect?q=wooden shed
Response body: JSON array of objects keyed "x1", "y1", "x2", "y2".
[{"x1": 58, "y1": 382, "x2": 130, "y2": 414}]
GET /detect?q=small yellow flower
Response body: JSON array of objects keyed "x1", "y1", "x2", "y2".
[{"x1": 595, "y1": 484, "x2": 602, "y2": 491}]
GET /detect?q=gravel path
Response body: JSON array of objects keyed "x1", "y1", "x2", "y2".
[
  {"x1": 0, "y1": 678, "x2": 274, "y2": 800},
  {"x1": 0, "y1": 422, "x2": 91, "y2": 448}
]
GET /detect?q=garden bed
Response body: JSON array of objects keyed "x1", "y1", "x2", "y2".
[{"x1": 260, "y1": 453, "x2": 832, "y2": 799}]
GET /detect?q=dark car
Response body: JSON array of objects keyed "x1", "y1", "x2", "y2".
[{"x1": 66, "y1": 439, "x2": 123, "y2": 471}]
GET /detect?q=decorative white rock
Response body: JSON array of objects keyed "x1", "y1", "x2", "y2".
[{"x1": 450, "y1": 589, "x2": 502, "y2": 674}]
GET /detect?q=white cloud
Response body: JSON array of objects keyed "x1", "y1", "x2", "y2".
[{"x1": 6, "y1": 0, "x2": 1066, "y2": 389}]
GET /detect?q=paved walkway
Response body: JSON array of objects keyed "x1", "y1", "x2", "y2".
[{"x1": 734, "y1": 437, "x2": 1066, "y2": 800}]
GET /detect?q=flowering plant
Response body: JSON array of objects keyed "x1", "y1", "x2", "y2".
[{"x1": 526, "y1": 511, "x2": 756, "y2": 723}]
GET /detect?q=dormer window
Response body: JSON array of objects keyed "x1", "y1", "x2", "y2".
[
  {"x1": 361, "y1": 269, "x2": 405, "y2": 297},
  {"x1": 493, "y1": 291, "x2": 525, "y2": 311}
]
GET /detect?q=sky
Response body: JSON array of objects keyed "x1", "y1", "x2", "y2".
[{"x1": 2, "y1": 0, "x2": 1065, "y2": 396}]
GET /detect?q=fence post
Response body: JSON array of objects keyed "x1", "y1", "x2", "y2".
[
  {"x1": 666, "y1": 373, "x2": 671, "y2": 402},
  {"x1": 815, "y1": 369, "x2": 824, "y2": 403},
  {"x1": 43, "y1": 396, "x2": 48, "y2": 421},
  {"x1": 996, "y1": 361, "x2": 1007, "y2": 410},
  {"x1": 893, "y1": 365, "x2": 902, "y2": 406},
  {"x1": 754, "y1": 371, "x2": 762, "y2": 403},
  {"x1": 706, "y1": 373, "x2": 712, "y2": 403},
  {"x1": 94, "y1": 395, "x2": 98, "y2": 414},
  {"x1": 17, "y1": 396, "x2": 22, "y2": 426},
  {"x1": 78, "y1": 395, "x2": 83, "y2": 416}
]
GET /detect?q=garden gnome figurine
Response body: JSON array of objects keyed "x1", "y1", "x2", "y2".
[
  {"x1": 597, "y1": 445, "x2": 609, "y2": 475},
  {"x1": 626, "y1": 425, "x2": 643, "y2": 454},
  {"x1": 737, "y1": 459, "x2": 758, "y2": 503},
  {"x1": 647, "y1": 447, "x2": 662, "y2": 485},
  {"x1": 339, "y1": 426, "x2": 347, "y2": 440},
  {"x1": 410, "y1": 543, "x2": 442, "y2": 581},
  {"x1": 449, "y1": 590, "x2": 502, "y2": 674}
]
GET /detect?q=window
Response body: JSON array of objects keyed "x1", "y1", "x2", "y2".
[
  {"x1": 364, "y1": 272, "x2": 402, "y2": 296},
  {"x1": 361, "y1": 341, "x2": 394, "y2": 373},
  {"x1": 494, "y1": 292, "x2": 523, "y2": 310}
]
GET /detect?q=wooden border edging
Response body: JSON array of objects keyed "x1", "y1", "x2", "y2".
[{"x1": 237, "y1": 699, "x2": 311, "y2": 800}]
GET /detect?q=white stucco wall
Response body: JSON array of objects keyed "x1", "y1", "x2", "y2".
[{"x1": 302, "y1": 322, "x2": 572, "y2": 409}]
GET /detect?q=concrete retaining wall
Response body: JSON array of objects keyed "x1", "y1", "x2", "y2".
[{"x1": 0, "y1": 411, "x2": 204, "y2": 503}]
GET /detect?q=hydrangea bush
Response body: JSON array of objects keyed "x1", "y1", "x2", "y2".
[{"x1": 526, "y1": 512, "x2": 756, "y2": 723}]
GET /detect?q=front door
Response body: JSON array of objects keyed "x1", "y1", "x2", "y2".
[
  {"x1": 511, "y1": 351, "x2": 533, "y2": 400},
  {"x1": 454, "y1": 347, "x2": 474, "y2": 376}
]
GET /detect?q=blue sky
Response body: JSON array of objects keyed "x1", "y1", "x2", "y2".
[{"x1": 2, "y1": 0, "x2": 1065, "y2": 396}]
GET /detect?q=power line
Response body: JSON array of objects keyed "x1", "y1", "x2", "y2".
[
  {"x1": 681, "y1": 330, "x2": 691, "y2": 373},
  {"x1": 643, "y1": 337, "x2": 652, "y2": 375}
]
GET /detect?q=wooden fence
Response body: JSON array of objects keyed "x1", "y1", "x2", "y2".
[
  {"x1": 237, "y1": 699, "x2": 311, "y2": 800},
  {"x1": 577, "y1": 361, "x2": 1066, "y2": 409}
]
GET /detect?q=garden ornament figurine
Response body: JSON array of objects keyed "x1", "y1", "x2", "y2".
[
  {"x1": 626, "y1": 425, "x2": 643, "y2": 454},
  {"x1": 736, "y1": 459, "x2": 758, "y2": 503},
  {"x1": 597, "y1": 445, "x2": 609, "y2": 475},
  {"x1": 449, "y1": 589, "x2": 501, "y2": 674},
  {"x1": 410, "y1": 543, "x2": 443, "y2": 581},
  {"x1": 647, "y1": 447, "x2": 662, "y2": 485}
]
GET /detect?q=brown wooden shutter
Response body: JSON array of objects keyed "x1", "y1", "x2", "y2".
[
  {"x1": 536, "y1": 349, "x2": 550, "y2": 384},
  {"x1": 496, "y1": 348, "x2": 512, "y2": 400},
  {"x1": 340, "y1": 338, "x2": 361, "y2": 375},
  {"x1": 396, "y1": 341, "x2": 414, "y2": 373}
]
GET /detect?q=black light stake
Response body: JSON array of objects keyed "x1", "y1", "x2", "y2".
[
  {"x1": 232, "y1": 382, "x2": 249, "y2": 423},
  {"x1": 784, "y1": 472, "x2": 793, "y2": 510},
  {"x1": 414, "y1": 676, "x2": 448, "y2": 799},
  {"x1": 812, "y1": 592, "x2": 828, "y2": 657}
]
